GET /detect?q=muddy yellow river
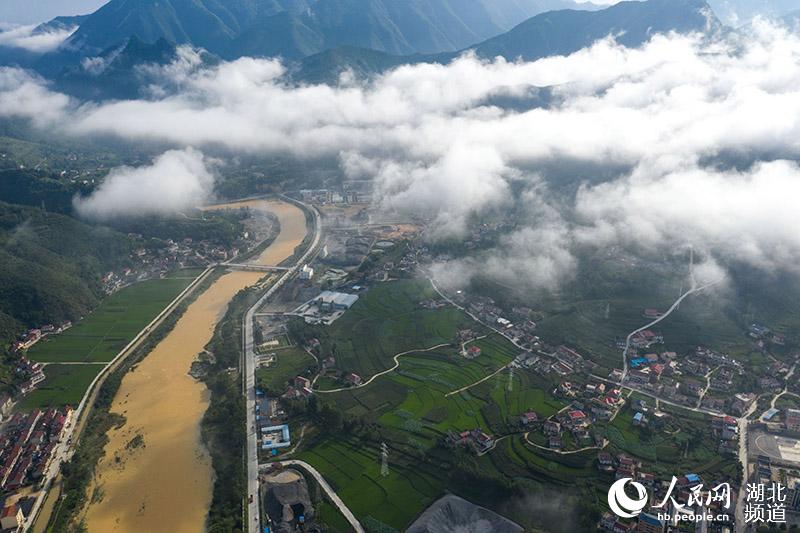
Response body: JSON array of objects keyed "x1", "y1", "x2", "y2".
[{"x1": 83, "y1": 200, "x2": 307, "y2": 532}]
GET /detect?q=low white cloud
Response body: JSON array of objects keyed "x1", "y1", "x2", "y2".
[
  {"x1": 373, "y1": 143, "x2": 512, "y2": 237},
  {"x1": 0, "y1": 20, "x2": 799, "y2": 289},
  {"x1": 0, "y1": 68, "x2": 70, "y2": 125},
  {"x1": 0, "y1": 23, "x2": 75, "y2": 52},
  {"x1": 574, "y1": 159, "x2": 800, "y2": 272},
  {"x1": 73, "y1": 148, "x2": 217, "y2": 220}
]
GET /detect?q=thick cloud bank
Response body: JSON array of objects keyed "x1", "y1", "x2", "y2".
[
  {"x1": 73, "y1": 148, "x2": 216, "y2": 220},
  {"x1": 3, "y1": 20, "x2": 800, "y2": 288}
]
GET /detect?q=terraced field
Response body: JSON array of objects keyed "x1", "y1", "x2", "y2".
[
  {"x1": 299, "y1": 436, "x2": 443, "y2": 529},
  {"x1": 303, "y1": 330, "x2": 570, "y2": 528}
]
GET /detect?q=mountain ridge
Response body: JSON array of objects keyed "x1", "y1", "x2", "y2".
[
  {"x1": 61, "y1": 0, "x2": 602, "y2": 59},
  {"x1": 293, "y1": 0, "x2": 721, "y2": 83}
]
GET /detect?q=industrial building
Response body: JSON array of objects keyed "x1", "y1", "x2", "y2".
[{"x1": 313, "y1": 291, "x2": 359, "y2": 312}]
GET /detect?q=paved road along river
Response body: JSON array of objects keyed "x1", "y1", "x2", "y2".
[{"x1": 83, "y1": 200, "x2": 306, "y2": 533}]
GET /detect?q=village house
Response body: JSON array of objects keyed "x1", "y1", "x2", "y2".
[
  {"x1": 0, "y1": 407, "x2": 71, "y2": 494},
  {"x1": 345, "y1": 373, "x2": 363, "y2": 386},
  {"x1": 0, "y1": 504, "x2": 23, "y2": 531},
  {"x1": 447, "y1": 429, "x2": 495, "y2": 454},
  {"x1": 543, "y1": 420, "x2": 561, "y2": 436},
  {"x1": 731, "y1": 393, "x2": 756, "y2": 416},
  {"x1": 293, "y1": 376, "x2": 312, "y2": 390},
  {"x1": 519, "y1": 412, "x2": 538, "y2": 426},
  {"x1": 626, "y1": 369, "x2": 652, "y2": 386},
  {"x1": 681, "y1": 379, "x2": 704, "y2": 398},
  {"x1": 597, "y1": 451, "x2": 615, "y2": 472},
  {"x1": 465, "y1": 346, "x2": 482, "y2": 359},
  {"x1": 551, "y1": 361, "x2": 573, "y2": 376}
]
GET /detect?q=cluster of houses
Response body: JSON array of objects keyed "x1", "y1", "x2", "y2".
[
  {"x1": 0, "y1": 498, "x2": 34, "y2": 533},
  {"x1": 393, "y1": 246, "x2": 425, "y2": 277},
  {"x1": 364, "y1": 242, "x2": 426, "y2": 283},
  {"x1": 445, "y1": 428, "x2": 495, "y2": 455},
  {"x1": 0, "y1": 408, "x2": 71, "y2": 494},
  {"x1": 544, "y1": 407, "x2": 589, "y2": 451},
  {"x1": 753, "y1": 455, "x2": 800, "y2": 515},
  {"x1": 10, "y1": 322, "x2": 71, "y2": 353},
  {"x1": 557, "y1": 379, "x2": 626, "y2": 422},
  {"x1": 596, "y1": 452, "x2": 656, "y2": 485},
  {"x1": 597, "y1": 461, "x2": 735, "y2": 533},
  {"x1": 711, "y1": 415, "x2": 740, "y2": 455},
  {"x1": 105, "y1": 237, "x2": 236, "y2": 294},
  {"x1": 539, "y1": 382, "x2": 625, "y2": 451},
  {"x1": 748, "y1": 323, "x2": 786, "y2": 348},
  {"x1": 629, "y1": 329, "x2": 664, "y2": 350},
  {"x1": 544, "y1": 412, "x2": 587, "y2": 450},
  {"x1": 509, "y1": 345, "x2": 595, "y2": 378},
  {"x1": 464, "y1": 297, "x2": 541, "y2": 351},
  {"x1": 282, "y1": 376, "x2": 315, "y2": 401},
  {"x1": 280, "y1": 369, "x2": 362, "y2": 400},
  {"x1": 619, "y1": 345, "x2": 752, "y2": 412},
  {"x1": 8, "y1": 325, "x2": 77, "y2": 401},
  {"x1": 274, "y1": 340, "x2": 363, "y2": 402},
  {"x1": 462, "y1": 222, "x2": 514, "y2": 251},
  {"x1": 551, "y1": 345, "x2": 593, "y2": 376},
  {"x1": 14, "y1": 358, "x2": 45, "y2": 399}
]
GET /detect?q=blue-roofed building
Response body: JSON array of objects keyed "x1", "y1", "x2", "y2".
[
  {"x1": 261, "y1": 424, "x2": 291, "y2": 450},
  {"x1": 685, "y1": 473, "x2": 701, "y2": 484},
  {"x1": 630, "y1": 357, "x2": 648, "y2": 369},
  {"x1": 637, "y1": 512, "x2": 665, "y2": 533}
]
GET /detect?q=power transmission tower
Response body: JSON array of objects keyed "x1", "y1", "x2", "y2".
[{"x1": 380, "y1": 442, "x2": 389, "y2": 477}]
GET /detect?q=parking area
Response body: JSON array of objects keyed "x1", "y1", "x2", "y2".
[{"x1": 750, "y1": 430, "x2": 800, "y2": 466}]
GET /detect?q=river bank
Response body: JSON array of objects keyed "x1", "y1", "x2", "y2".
[{"x1": 82, "y1": 199, "x2": 307, "y2": 532}]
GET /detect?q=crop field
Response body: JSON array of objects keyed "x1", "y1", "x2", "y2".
[
  {"x1": 323, "y1": 333, "x2": 530, "y2": 425},
  {"x1": 27, "y1": 269, "x2": 202, "y2": 363},
  {"x1": 18, "y1": 363, "x2": 104, "y2": 410},
  {"x1": 303, "y1": 367, "x2": 571, "y2": 529},
  {"x1": 301, "y1": 324, "x2": 574, "y2": 528},
  {"x1": 308, "y1": 279, "x2": 478, "y2": 376},
  {"x1": 298, "y1": 436, "x2": 443, "y2": 530}
]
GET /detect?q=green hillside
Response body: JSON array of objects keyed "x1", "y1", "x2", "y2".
[{"x1": 0, "y1": 202, "x2": 132, "y2": 344}]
